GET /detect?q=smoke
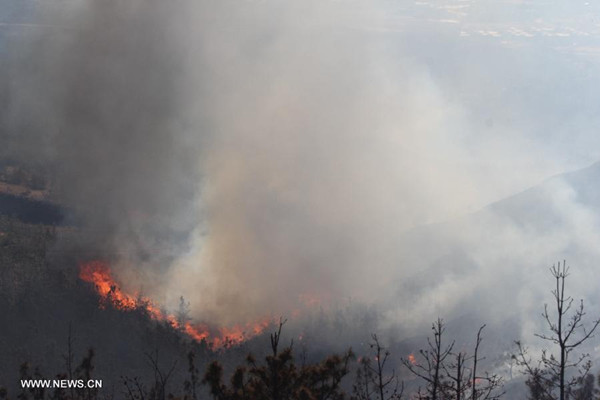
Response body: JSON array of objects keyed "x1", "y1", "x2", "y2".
[
  {"x1": 3, "y1": 0, "x2": 202, "y2": 274},
  {"x1": 4, "y1": 0, "x2": 600, "y2": 336}
]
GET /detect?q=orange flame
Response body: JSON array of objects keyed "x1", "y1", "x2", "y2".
[
  {"x1": 79, "y1": 260, "x2": 270, "y2": 348},
  {"x1": 79, "y1": 261, "x2": 138, "y2": 310}
]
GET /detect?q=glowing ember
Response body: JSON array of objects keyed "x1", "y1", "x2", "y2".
[{"x1": 79, "y1": 260, "x2": 270, "y2": 348}]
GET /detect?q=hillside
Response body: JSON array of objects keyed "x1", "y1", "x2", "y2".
[{"x1": 2, "y1": 161, "x2": 599, "y2": 398}]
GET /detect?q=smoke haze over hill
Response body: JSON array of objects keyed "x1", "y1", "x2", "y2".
[{"x1": 2, "y1": 0, "x2": 600, "y2": 341}]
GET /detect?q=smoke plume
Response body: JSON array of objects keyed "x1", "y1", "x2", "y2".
[{"x1": 3, "y1": 0, "x2": 600, "y2": 336}]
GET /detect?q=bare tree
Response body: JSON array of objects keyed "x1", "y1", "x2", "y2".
[
  {"x1": 514, "y1": 261, "x2": 600, "y2": 400},
  {"x1": 569, "y1": 373, "x2": 596, "y2": 400},
  {"x1": 469, "y1": 325, "x2": 504, "y2": 400},
  {"x1": 144, "y1": 349, "x2": 177, "y2": 400},
  {"x1": 353, "y1": 334, "x2": 403, "y2": 400},
  {"x1": 122, "y1": 376, "x2": 147, "y2": 400},
  {"x1": 402, "y1": 318, "x2": 454, "y2": 400},
  {"x1": 442, "y1": 350, "x2": 470, "y2": 400}
]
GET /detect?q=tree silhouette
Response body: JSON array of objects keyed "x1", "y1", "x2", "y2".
[
  {"x1": 401, "y1": 318, "x2": 454, "y2": 400},
  {"x1": 176, "y1": 296, "x2": 191, "y2": 331},
  {"x1": 144, "y1": 349, "x2": 177, "y2": 400},
  {"x1": 442, "y1": 350, "x2": 470, "y2": 400},
  {"x1": 469, "y1": 325, "x2": 503, "y2": 400},
  {"x1": 202, "y1": 319, "x2": 353, "y2": 400},
  {"x1": 569, "y1": 373, "x2": 595, "y2": 400},
  {"x1": 352, "y1": 334, "x2": 403, "y2": 400},
  {"x1": 184, "y1": 351, "x2": 200, "y2": 400},
  {"x1": 514, "y1": 261, "x2": 600, "y2": 400}
]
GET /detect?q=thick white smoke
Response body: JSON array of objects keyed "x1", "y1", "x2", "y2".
[{"x1": 4, "y1": 0, "x2": 600, "y2": 337}]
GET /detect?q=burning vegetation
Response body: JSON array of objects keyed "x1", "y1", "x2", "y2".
[
  {"x1": 1, "y1": 227, "x2": 598, "y2": 400},
  {"x1": 78, "y1": 260, "x2": 271, "y2": 348}
]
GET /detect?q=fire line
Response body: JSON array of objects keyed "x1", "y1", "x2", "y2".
[{"x1": 79, "y1": 260, "x2": 271, "y2": 348}]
